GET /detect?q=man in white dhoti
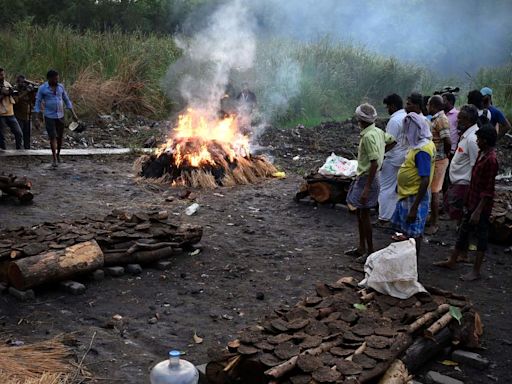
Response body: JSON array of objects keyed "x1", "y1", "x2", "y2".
[{"x1": 378, "y1": 94, "x2": 407, "y2": 224}]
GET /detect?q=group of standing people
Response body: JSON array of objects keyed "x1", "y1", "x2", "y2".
[
  {"x1": 346, "y1": 87, "x2": 508, "y2": 281},
  {"x1": 0, "y1": 68, "x2": 78, "y2": 167}
]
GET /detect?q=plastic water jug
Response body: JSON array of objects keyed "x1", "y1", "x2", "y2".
[{"x1": 150, "y1": 350, "x2": 199, "y2": 384}]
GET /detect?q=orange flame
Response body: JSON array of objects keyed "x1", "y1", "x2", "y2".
[{"x1": 157, "y1": 108, "x2": 250, "y2": 167}]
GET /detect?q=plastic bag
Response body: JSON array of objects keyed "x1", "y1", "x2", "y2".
[
  {"x1": 318, "y1": 153, "x2": 358, "y2": 177},
  {"x1": 359, "y1": 239, "x2": 427, "y2": 299}
]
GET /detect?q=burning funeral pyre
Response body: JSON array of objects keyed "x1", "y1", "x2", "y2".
[{"x1": 137, "y1": 109, "x2": 277, "y2": 188}]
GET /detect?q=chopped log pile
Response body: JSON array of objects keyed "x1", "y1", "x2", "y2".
[
  {"x1": 206, "y1": 277, "x2": 482, "y2": 384},
  {"x1": 0, "y1": 209, "x2": 203, "y2": 291},
  {"x1": 295, "y1": 172, "x2": 353, "y2": 205},
  {"x1": 0, "y1": 174, "x2": 33, "y2": 203},
  {"x1": 490, "y1": 189, "x2": 512, "y2": 245}
]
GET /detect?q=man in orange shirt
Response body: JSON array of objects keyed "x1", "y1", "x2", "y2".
[
  {"x1": 425, "y1": 95, "x2": 451, "y2": 235},
  {"x1": 0, "y1": 68, "x2": 23, "y2": 150}
]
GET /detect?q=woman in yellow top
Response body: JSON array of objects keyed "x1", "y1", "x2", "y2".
[{"x1": 391, "y1": 93, "x2": 436, "y2": 257}]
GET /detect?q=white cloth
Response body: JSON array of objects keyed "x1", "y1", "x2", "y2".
[
  {"x1": 449, "y1": 124, "x2": 479, "y2": 185},
  {"x1": 478, "y1": 109, "x2": 492, "y2": 121},
  {"x1": 378, "y1": 109, "x2": 407, "y2": 221},
  {"x1": 378, "y1": 160, "x2": 401, "y2": 221},
  {"x1": 383, "y1": 109, "x2": 407, "y2": 167}
]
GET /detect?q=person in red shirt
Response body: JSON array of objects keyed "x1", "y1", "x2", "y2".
[{"x1": 434, "y1": 126, "x2": 499, "y2": 280}]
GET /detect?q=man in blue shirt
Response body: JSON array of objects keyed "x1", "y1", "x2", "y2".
[
  {"x1": 34, "y1": 69, "x2": 78, "y2": 167},
  {"x1": 480, "y1": 87, "x2": 511, "y2": 138}
]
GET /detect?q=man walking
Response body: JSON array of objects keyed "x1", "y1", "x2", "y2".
[
  {"x1": 0, "y1": 68, "x2": 23, "y2": 150},
  {"x1": 34, "y1": 69, "x2": 78, "y2": 167},
  {"x1": 425, "y1": 95, "x2": 451, "y2": 235},
  {"x1": 346, "y1": 103, "x2": 395, "y2": 260},
  {"x1": 434, "y1": 127, "x2": 498, "y2": 281},
  {"x1": 443, "y1": 105, "x2": 480, "y2": 222},
  {"x1": 378, "y1": 94, "x2": 407, "y2": 225},
  {"x1": 391, "y1": 93, "x2": 435, "y2": 256}
]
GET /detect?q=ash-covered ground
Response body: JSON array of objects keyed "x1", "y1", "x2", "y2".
[{"x1": 0, "y1": 120, "x2": 511, "y2": 383}]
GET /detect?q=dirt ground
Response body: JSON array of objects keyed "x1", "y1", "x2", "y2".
[{"x1": 0, "y1": 123, "x2": 511, "y2": 383}]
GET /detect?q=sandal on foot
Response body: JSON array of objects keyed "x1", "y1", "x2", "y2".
[
  {"x1": 344, "y1": 248, "x2": 365, "y2": 257},
  {"x1": 391, "y1": 233, "x2": 408, "y2": 241}
]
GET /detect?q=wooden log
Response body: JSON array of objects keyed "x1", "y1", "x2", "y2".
[
  {"x1": 308, "y1": 182, "x2": 333, "y2": 203},
  {"x1": 265, "y1": 338, "x2": 343, "y2": 379},
  {"x1": 205, "y1": 361, "x2": 230, "y2": 384},
  {"x1": 0, "y1": 186, "x2": 33, "y2": 203},
  {"x1": 424, "y1": 312, "x2": 453, "y2": 338},
  {"x1": 407, "y1": 304, "x2": 450, "y2": 334},
  {"x1": 103, "y1": 246, "x2": 174, "y2": 266},
  {"x1": 401, "y1": 328, "x2": 452, "y2": 373},
  {"x1": 0, "y1": 175, "x2": 33, "y2": 203},
  {"x1": 7, "y1": 240, "x2": 104, "y2": 290},
  {"x1": 377, "y1": 360, "x2": 412, "y2": 384},
  {"x1": 172, "y1": 224, "x2": 203, "y2": 246},
  {"x1": 126, "y1": 241, "x2": 179, "y2": 254}
]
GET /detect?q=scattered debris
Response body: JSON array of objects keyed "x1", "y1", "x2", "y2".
[{"x1": 0, "y1": 174, "x2": 33, "y2": 204}]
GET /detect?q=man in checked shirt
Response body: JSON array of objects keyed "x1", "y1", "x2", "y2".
[
  {"x1": 33, "y1": 69, "x2": 78, "y2": 167},
  {"x1": 434, "y1": 126, "x2": 498, "y2": 281}
]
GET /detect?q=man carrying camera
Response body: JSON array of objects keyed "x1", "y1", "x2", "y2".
[
  {"x1": 0, "y1": 67, "x2": 23, "y2": 150},
  {"x1": 34, "y1": 69, "x2": 78, "y2": 167},
  {"x1": 14, "y1": 75, "x2": 37, "y2": 149}
]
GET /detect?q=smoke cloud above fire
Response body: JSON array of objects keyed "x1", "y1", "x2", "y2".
[
  {"x1": 163, "y1": 0, "x2": 511, "y2": 125},
  {"x1": 162, "y1": 0, "x2": 302, "y2": 130}
]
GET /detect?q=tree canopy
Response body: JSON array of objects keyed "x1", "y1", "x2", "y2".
[{"x1": 0, "y1": 0, "x2": 213, "y2": 34}]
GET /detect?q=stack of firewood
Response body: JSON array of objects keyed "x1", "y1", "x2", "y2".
[
  {"x1": 0, "y1": 210, "x2": 203, "y2": 290},
  {"x1": 0, "y1": 174, "x2": 33, "y2": 203},
  {"x1": 490, "y1": 189, "x2": 512, "y2": 245},
  {"x1": 206, "y1": 277, "x2": 481, "y2": 384}
]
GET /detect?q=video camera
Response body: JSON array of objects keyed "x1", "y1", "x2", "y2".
[
  {"x1": 13, "y1": 79, "x2": 39, "y2": 95},
  {"x1": 433, "y1": 86, "x2": 460, "y2": 96}
]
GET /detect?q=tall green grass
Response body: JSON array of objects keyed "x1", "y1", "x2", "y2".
[
  {"x1": 9, "y1": 23, "x2": 507, "y2": 124},
  {"x1": 0, "y1": 22, "x2": 180, "y2": 117},
  {"x1": 245, "y1": 38, "x2": 435, "y2": 124},
  {"x1": 475, "y1": 63, "x2": 512, "y2": 116}
]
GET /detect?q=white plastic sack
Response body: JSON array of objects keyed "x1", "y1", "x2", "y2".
[
  {"x1": 359, "y1": 239, "x2": 427, "y2": 299},
  {"x1": 318, "y1": 152, "x2": 358, "y2": 177}
]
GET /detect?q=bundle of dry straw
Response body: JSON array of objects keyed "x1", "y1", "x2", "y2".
[
  {"x1": 70, "y1": 60, "x2": 162, "y2": 117},
  {"x1": 0, "y1": 336, "x2": 80, "y2": 384}
]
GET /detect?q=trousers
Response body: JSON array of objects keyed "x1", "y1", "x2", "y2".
[{"x1": 0, "y1": 115, "x2": 23, "y2": 149}]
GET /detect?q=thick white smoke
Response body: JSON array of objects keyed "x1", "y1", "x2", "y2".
[
  {"x1": 172, "y1": 0, "x2": 255, "y2": 117},
  {"x1": 162, "y1": 0, "x2": 302, "y2": 132}
]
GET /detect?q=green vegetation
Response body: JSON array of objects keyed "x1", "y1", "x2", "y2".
[
  {"x1": 0, "y1": 0, "x2": 216, "y2": 34},
  {"x1": 247, "y1": 39, "x2": 434, "y2": 123},
  {"x1": 0, "y1": 22, "x2": 180, "y2": 117},
  {"x1": 475, "y1": 64, "x2": 512, "y2": 117},
  {"x1": 1, "y1": 22, "x2": 509, "y2": 123}
]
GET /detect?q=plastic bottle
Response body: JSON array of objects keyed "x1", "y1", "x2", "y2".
[
  {"x1": 150, "y1": 350, "x2": 199, "y2": 384},
  {"x1": 185, "y1": 203, "x2": 199, "y2": 216}
]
